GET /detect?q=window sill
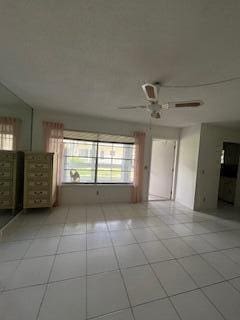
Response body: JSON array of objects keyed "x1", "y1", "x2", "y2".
[{"x1": 62, "y1": 183, "x2": 133, "y2": 187}]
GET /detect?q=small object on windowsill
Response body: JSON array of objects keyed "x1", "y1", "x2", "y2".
[{"x1": 70, "y1": 169, "x2": 80, "y2": 182}]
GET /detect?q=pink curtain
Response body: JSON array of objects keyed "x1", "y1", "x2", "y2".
[
  {"x1": 131, "y1": 131, "x2": 146, "y2": 203},
  {"x1": 0, "y1": 117, "x2": 21, "y2": 151},
  {"x1": 43, "y1": 121, "x2": 64, "y2": 205}
]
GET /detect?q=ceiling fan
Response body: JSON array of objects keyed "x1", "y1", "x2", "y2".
[{"x1": 118, "y1": 82, "x2": 203, "y2": 119}]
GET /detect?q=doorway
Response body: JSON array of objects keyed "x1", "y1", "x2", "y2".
[
  {"x1": 148, "y1": 139, "x2": 176, "y2": 201},
  {"x1": 218, "y1": 142, "x2": 240, "y2": 207}
]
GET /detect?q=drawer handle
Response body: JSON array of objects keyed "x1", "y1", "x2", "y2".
[
  {"x1": 32, "y1": 164, "x2": 45, "y2": 169},
  {"x1": 34, "y1": 199, "x2": 42, "y2": 203},
  {"x1": 33, "y1": 173, "x2": 44, "y2": 177},
  {"x1": 32, "y1": 181, "x2": 43, "y2": 186}
]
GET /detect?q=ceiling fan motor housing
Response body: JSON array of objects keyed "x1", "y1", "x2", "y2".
[{"x1": 147, "y1": 102, "x2": 161, "y2": 112}]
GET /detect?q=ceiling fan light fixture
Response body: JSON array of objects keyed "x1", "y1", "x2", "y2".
[{"x1": 151, "y1": 111, "x2": 161, "y2": 119}]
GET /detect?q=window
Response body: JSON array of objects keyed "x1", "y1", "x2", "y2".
[
  {"x1": 0, "y1": 117, "x2": 19, "y2": 151},
  {"x1": 0, "y1": 133, "x2": 14, "y2": 150},
  {"x1": 63, "y1": 131, "x2": 135, "y2": 184}
]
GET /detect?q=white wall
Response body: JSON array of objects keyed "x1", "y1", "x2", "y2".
[
  {"x1": 194, "y1": 124, "x2": 240, "y2": 210},
  {"x1": 0, "y1": 84, "x2": 32, "y2": 150},
  {"x1": 61, "y1": 184, "x2": 132, "y2": 205},
  {"x1": 32, "y1": 108, "x2": 180, "y2": 204},
  {"x1": 175, "y1": 125, "x2": 201, "y2": 209}
]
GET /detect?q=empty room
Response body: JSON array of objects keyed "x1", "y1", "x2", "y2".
[{"x1": 1, "y1": 1, "x2": 240, "y2": 319}]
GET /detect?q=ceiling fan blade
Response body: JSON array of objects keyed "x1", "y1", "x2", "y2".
[
  {"x1": 118, "y1": 106, "x2": 146, "y2": 110},
  {"x1": 161, "y1": 100, "x2": 203, "y2": 110},
  {"x1": 145, "y1": 85, "x2": 155, "y2": 99},
  {"x1": 174, "y1": 100, "x2": 203, "y2": 108},
  {"x1": 142, "y1": 83, "x2": 159, "y2": 102}
]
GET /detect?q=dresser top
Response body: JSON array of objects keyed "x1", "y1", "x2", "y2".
[{"x1": 24, "y1": 152, "x2": 54, "y2": 155}]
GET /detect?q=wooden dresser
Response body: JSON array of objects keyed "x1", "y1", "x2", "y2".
[
  {"x1": 24, "y1": 152, "x2": 57, "y2": 208},
  {"x1": 0, "y1": 150, "x2": 24, "y2": 210}
]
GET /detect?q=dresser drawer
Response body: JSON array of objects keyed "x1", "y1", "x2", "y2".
[
  {"x1": 28, "y1": 190, "x2": 48, "y2": 198},
  {"x1": 25, "y1": 154, "x2": 51, "y2": 162},
  {"x1": 28, "y1": 172, "x2": 49, "y2": 180},
  {"x1": 0, "y1": 190, "x2": 11, "y2": 197},
  {"x1": 0, "y1": 170, "x2": 12, "y2": 179},
  {"x1": 0, "y1": 181, "x2": 11, "y2": 188},
  {"x1": 0, "y1": 162, "x2": 12, "y2": 169},
  {"x1": 28, "y1": 162, "x2": 50, "y2": 171},
  {"x1": 0, "y1": 152, "x2": 14, "y2": 161},
  {"x1": 28, "y1": 180, "x2": 49, "y2": 189},
  {"x1": 27, "y1": 198, "x2": 49, "y2": 207},
  {"x1": 0, "y1": 199, "x2": 12, "y2": 208}
]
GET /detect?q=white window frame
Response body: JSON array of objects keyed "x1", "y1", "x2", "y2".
[{"x1": 62, "y1": 132, "x2": 135, "y2": 184}]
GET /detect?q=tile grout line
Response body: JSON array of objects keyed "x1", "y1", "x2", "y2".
[
  {"x1": 0, "y1": 232, "x2": 36, "y2": 292},
  {"x1": 2, "y1": 270, "x2": 240, "y2": 303},
  {"x1": 128, "y1": 221, "x2": 184, "y2": 320},
  {"x1": 3, "y1": 239, "x2": 240, "y2": 285},
  {"x1": 228, "y1": 277, "x2": 240, "y2": 294},
  {"x1": 1, "y1": 214, "x2": 240, "y2": 243},
  {"x1": 199, "y1": 249, "x2": 240, "y2": 280},
  {"x1": 86, "y1": 307, "x2": 132, "y2": 320},
  {"x1": 155, "y1": 207, "x2": 240, "y2": 318},
  {"x1": 177, "y1": 253, "x2": 228, "y2": 320},
  {"x1": 36, "y1": 206, "x2": 69, "y2": 320},
  {"x1": 1, "y1": 243, "x2": 240, "y2": 274},
  {"x1": 1, "y1": 237, "x2": 240, "y2": 264},
  {"x1": 1, "y1": 203, "x2": 240, "y2": 319},
  {"x1": 101, "y1": 204, "x2": 136, "y2": 320}
]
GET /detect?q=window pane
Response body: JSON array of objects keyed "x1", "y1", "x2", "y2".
[
  {"x1": 98, "y1": 143, "x2": 135, "y2": 160},
  {"x1": 0, "y1": 133, "x2": 13, "y2": 150},
  {"x1": 97, "y1": 170, "x2": 133, "y2": 183},
  {"x1": 63, "y1": 139, "x2": 97, "y2": 183},
  {"x1": 64, "y1": 156, "x2": 96, "y2": 168},
  {"x1": 97, "y1": 142, "x2": 135, "y2": 183},
  {"x1": 64, "y1": 139, "x2": 97, "y2": 157}
]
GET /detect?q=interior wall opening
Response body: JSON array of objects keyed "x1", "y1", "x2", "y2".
[
  {"x1": 148, "y1": 139, "x2": 176, "y2": 201},
  {"x1": 218, "y1": 142, "x2": 240, "y2": 208}
]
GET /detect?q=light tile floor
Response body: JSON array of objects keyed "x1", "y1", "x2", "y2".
[{"x1": 0, "y1": 201, "x2": 240, "y2": 319}]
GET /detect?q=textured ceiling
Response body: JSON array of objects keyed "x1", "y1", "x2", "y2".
[{"x1": 0, "y1": 0, "x2": 240, "y2": 127}]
